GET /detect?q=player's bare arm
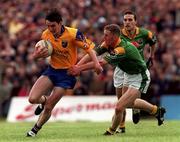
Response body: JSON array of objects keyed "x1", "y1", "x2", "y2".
[{"x1": 86, "y1": 49, "x2": 103, "y2": 74}]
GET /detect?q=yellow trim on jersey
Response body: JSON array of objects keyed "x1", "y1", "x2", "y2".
[
  {"x1": 114, "y1": 47, "x2": 125, "y2": 54},
  {"x1": 122, "y1": 27, "x2": 139, "y2": 39},
  {"x1": 148, "y1": 31, "x2": 153, "y2": 39}
]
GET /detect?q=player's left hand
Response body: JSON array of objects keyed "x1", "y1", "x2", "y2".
[{"x1": 68, "y1": 65, "x2": 81, "y2": 76}]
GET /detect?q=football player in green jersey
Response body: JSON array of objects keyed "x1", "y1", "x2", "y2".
[
  {"x1": 115, "y1": 10, "x2": 157, "y2": 133},
  {"x1": 68, "y1": 24, "x2": 165, "y2": 135}
]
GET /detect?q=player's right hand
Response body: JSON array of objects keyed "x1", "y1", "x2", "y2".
[
  {"x1": 33, "y1": 46, "x2": 49, "y2": 59},
  {"x1": 94, "y1": 63, "x2": 103, "y2": 75}
]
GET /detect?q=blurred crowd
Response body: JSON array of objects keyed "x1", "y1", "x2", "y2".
[{"x1": 0, "y1": 0, "x2": 180, "y2": 117}]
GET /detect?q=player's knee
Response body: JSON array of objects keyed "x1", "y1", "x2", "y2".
[{"x1": 28, "y1": 96, "x2": 38, "y2": 104}]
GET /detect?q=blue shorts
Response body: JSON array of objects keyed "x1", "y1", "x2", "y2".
[{"x1": 42, "y1": 66, "x2": 76, "y2": 89}]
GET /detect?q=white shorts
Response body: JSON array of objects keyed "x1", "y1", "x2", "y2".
[
  {"x1": 113, "y1": 67, "x2": 151, "y2": 94},
  {"x1": 113, "y1": 67, "x2": 124, "y2": 88}
]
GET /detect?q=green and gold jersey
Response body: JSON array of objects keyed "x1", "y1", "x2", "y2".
[
  {"x1": 95, "y1": 39, "x2": 147, "y2": 74},
  {"x1": 120, "y1": 27, "x2": 156, "y2": 59}
]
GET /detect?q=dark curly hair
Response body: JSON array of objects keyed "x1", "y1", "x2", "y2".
[{"x1": 45, "y1": 8, "x2": 62, "y2": 23}]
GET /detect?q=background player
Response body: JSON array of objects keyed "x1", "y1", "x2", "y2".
[{"x1": 116, "y1": 10, "x2": 157, "y2": 133}]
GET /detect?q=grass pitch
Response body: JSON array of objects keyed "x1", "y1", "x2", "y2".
[{"x1": 0, "y1": 120, "x2": 179, "y2": 142}]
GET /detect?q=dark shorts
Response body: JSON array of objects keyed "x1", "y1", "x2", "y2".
[{"x1": 42, "y1": 66, "x2": 76, "y2": 89}]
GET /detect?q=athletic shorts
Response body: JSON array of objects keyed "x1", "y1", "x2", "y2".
[
  {"x1": 113, "y1": 67, "x2": 124, "y2": 88},
  {"x1": 113, "y1": 67, "x2": 150, "y2": 94},
  {"x1": 42, "y1": 66, "x2": 76, "y2": 89}
]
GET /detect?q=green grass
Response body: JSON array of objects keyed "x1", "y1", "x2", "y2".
[{"x1": 0, "y1": 120, "x2": 179, "y2": 142}]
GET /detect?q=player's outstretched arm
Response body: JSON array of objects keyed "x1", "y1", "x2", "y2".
[
  {"x1": 77, "y1": 54, "x2": 91, "y2": 66},
  {"x1": 68, "y1": 59, "x2": 107, "y2": 76},
  {"x1": 87, "y1": 49, "x2": 103, "y2": 74},
  {"x1": 68, "y1": 62, "x2": 95, "y2": 76}
]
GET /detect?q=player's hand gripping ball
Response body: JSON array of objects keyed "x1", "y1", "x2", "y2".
[{"x1": 35, "y1": 40, "x2": 53, "y2": 57}]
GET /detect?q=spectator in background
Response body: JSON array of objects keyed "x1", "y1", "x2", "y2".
[
  {"x1": 73, "y1": 79, "x2": 88, "y2": 95},
  {"x1": 0, "y1": 61, "x2": 14, "y2": 117},
  {"x1": 88, "y1": 73, "x2": 105, "y2": 95},
  {"x1": 103, "y1": 66, "x2": 115, "y2": 95}
]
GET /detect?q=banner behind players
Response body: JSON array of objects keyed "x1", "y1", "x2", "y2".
[{"x1": 7, "y1": 96, "x2": 132, "y2": 122}]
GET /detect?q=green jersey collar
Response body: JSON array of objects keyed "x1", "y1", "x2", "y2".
[{"x1": 122, "y1": 27, "x2": 139, "y2": 39}]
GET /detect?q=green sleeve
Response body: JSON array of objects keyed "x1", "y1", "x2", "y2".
[
  {"x1": 103, "y1": 53, "x2": 126, "y2": 66},
  {"x1": 141, "y1": 28, "x2": 157, "y2": 46},
  {"x1": 94, "y1": 45, "x2": 108, "y2": 56}
]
